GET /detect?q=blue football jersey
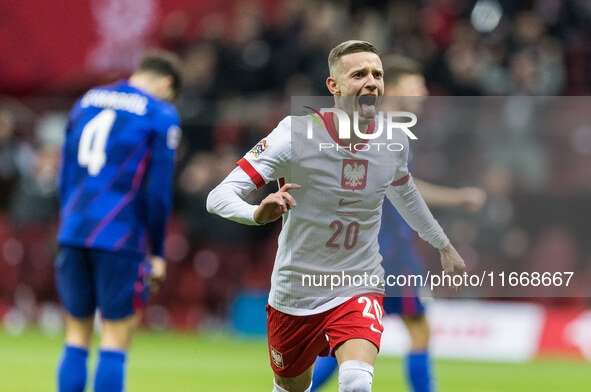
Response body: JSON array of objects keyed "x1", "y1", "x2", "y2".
[{"x1": 57, "y1": 81, "x2": 180, "y2": 257}]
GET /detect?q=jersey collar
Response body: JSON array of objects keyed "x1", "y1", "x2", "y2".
[{"x1": 323, "y1": 108, "x2": 376, "y2": 154}]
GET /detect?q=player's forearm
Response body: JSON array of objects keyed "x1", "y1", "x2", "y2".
[
  {"x1": 414, "y1": 178, "x2": 463, "y2": 208},
  {"x1": 386, "y1": 175, "x2": 450, "y2": 250},
  {"x1": 146, "y1": 202, "x2": 168, "y2": 257},
  {"x1": 146, "y1": 161, "x2": 174, "y2": 257},
  {"x1": 206, "y1": 167, "x2": 260, "y2": 225},
  {"x1": 57, "y1": 171, "x2": 68, "y2": 203},
  {"x1": 57, "y1": 147, "x2": 71, "y2": 202}
]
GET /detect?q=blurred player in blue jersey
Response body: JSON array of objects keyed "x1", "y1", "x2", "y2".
[
  {"x1": 54, "y1": 50, "x2": 182, "y2": 392},
  {"x1": 310, "y1": 56, "x2": 486, "y2": 392}
]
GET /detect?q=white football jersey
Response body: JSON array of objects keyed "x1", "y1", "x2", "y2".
[{"x1": 237, "y1": 113, "x2": 410, "y2": 315}]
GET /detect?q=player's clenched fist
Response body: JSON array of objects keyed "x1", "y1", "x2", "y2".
[
  {"x1": 254, "y1": 183, "x2": 300, "y2": 224},
  {"x1": 458, "y1": 187, "x2": 487, "y2": 213}
]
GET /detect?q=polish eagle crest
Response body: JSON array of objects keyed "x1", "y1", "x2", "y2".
[{"x1": 341, "y1": 159, "x2": 368, "y2": 190}]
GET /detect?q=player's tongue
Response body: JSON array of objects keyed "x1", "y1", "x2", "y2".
[{"x1": 358, "y1": 96, "x2": 376, "y2": 118}]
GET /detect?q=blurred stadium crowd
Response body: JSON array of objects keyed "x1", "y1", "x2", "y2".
[{"x1": 1, "y1": 0, "x2": 591, "y2": 331}]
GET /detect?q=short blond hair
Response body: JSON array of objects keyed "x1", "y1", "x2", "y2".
[{"x1": 328, "y1": 40, "x2": 379, "y2": 76}]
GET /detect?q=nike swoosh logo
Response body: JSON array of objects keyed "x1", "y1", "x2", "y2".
[
  {"x1": 339, "y1": 199, "x2": 362, "y2": 207},
  {"x1": 370, "y1": 324, "x2": 382, "y2": 334}
]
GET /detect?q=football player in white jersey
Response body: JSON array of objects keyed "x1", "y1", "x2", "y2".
[
  {"x1": 310, "y1": 55, "x2": 487, "y2": 392},
  {"x1": 207, "y1": 40, "x2": 465, "y2": 392}
]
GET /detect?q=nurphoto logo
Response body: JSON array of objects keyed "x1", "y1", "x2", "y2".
[{"x1": 304, "y1": 106, "x2": 418, "y2": 152}]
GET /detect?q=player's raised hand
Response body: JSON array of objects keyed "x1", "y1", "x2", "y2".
[
  {"x1": 148, "y1": 256, "x2": 167, "y2": 294},
  {"x1": 458, "y1": 187, "x2": 487, "y2": 213},
  {"x1": 254, "y1": 183, "x2": 301, "y2": 224},
  {"x1": 439, "y1": 243, "x2": 465, "y2": 292}
]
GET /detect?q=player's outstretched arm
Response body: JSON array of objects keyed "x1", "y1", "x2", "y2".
[
  {"x1": 386, "y1": 174, "x2": 449, "y2": 250},
  {"x1": 387, "y1": 176, "x2": 466, "y2": 290},
  {"x1": 414, "y1": 178, "x2": 487, "y2": 213},
  {"x1": 253, "y1": 183, "x2": 300, "y2": 224}
]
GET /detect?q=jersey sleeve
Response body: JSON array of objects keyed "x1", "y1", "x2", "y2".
[
  {"x1": 206, "y1": 166, "x2": 260, "y2": 225},
  {"x1": 390, "y1": 129, "x2": 410, "y2": 185},
  {"x1": 385, "y1": 132, "x2": 449, "y2": 252},
  {"x1": 236, "y1": 116, "x2": 291, "y2": 189},
  {"x1": 385, "y1": 130, "x2": 448, "y2": 249},
  {"x1": 385, "y1": 175, "x2": 449, "y2": 250},
  {"x1": 145, "y1": 105, "x2": 181, "y2": 257}
]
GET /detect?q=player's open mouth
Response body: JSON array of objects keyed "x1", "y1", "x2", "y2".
[{"x1": 358, "y1": 95, "x2": 377, "y2": 118}]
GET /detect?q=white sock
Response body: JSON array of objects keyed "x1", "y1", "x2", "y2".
[
  {"x1": 273, "y1": 378, "x2": 312, "y2": 392},
  {"x1": 338, "y1": 360, "x2": 374, "y2": 392}
]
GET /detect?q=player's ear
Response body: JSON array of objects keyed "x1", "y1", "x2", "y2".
[
  {"x1": 326, "y1": 76, "x2": 340, "y2": 96},
  {"x1": 159, "y1": 75, "x2": 175, "y2": 101},
  {"x1": 163, "y1": 75, "x2": 174, "y2": 91}
]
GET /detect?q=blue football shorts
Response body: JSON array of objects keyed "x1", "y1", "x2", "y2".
[
  {"x1": 382, "y1": 295, "x2": 425, "y2": 317},
  {"x1": 55, "y1": 245, "x2": 151, "y2": 320}
]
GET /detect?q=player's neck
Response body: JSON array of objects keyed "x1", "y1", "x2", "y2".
[{"x1": 129, "y1": 74, "x2": 161, "y2": 99}]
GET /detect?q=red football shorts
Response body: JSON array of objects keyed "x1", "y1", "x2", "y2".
[{"x1": 266, "y1": 296, "x2": 385, "y2": 378}]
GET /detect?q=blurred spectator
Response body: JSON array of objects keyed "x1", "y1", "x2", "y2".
[
  {"x1": 0, "y1": 109, "x2": 19, "y2": 209},
  {"x1": 9, "y1": 146, "x2": 60, "y2": 228},
  {"x1": 176, "y1": 42, "x2": 222, "y2": 155}
]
